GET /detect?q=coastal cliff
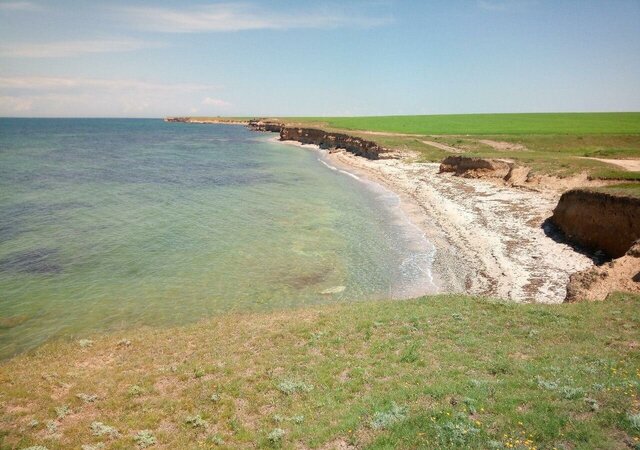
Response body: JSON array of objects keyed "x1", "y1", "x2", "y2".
[
  {"x1": 565, "y1": 241, "x2": 640, "y2": 302},
  {"x1": 279, "y1": 127, "x2": 385, "y2": 160},
  {"x1": 439, "y1": 156, "x2": 514, "y2": 179},
  {"x1": 164, "y1": 117, "x2": 248, "y2": 125},
  {"x1": 551, "y1": 189, "x2": 640, "y2": 258},
  {"x1": 247, "y1": 119, "x2": 284, "y2": 133}
]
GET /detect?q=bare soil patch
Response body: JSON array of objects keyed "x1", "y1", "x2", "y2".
[{"x1": 581, "y1": 157, "x2": 640, "y2": 172}]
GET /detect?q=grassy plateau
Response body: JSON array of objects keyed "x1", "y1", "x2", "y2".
[
  {"x1": 291, "y1": 113, "x2": 640, "y2": 135},
  {"x1": 269, "y1": 113, "x2": 640, "y2": 183},
  {"x1": 2, "y1": 293, "x2": 639, "y2": 449}
]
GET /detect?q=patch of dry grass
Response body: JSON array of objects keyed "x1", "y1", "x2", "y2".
[{"x1": 2, "y1": 293, "x2": 638, "y2": 449}]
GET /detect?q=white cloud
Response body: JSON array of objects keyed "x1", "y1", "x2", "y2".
[
  {"x1": 477, "y1": 0, "x2": 534, "y2": 12},
  {"x1": 120, "y1": 2, "x2": 392, "y2": 33},
  {"x1": 0, "y1": 76, "x2": 219, "y2": 92},
  {"x1": 0, "y1": 76, "x2": 224, "y2": 117},
  {"x1": 202, "y1": 97, "x2": 231, "y2": 107},
  {"x1": 0, "y1": 1, "x2": 41, "y2": 12},
  {"x1": 0, "y1": 39, "x2": 163, "y2": 58},
  {"x1": 0, "y1": 95, "x2": 33, "y2": 111}
]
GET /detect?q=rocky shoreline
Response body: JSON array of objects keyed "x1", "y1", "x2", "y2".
[{"x1": 166, "y1": 117, "x2": 640, "y2": 302}]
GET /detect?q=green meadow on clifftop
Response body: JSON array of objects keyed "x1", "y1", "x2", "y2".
[
  {"x1": 294, "y1": 113, "x2": 640, "y2": 135},
  {"x1": 279, "y1": 113, "x2": 640, "y2": 182},
  {"x1": 2, "y1": 293, "x2": 639, "y2": 449}
]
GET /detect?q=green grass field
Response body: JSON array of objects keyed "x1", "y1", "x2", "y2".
[
  {"x1": 291, "y1": 113, "x2": 640, "y2": 136},
  {"x1": 2, "y1": 293, "x2": 639, "y2": 449},
  {"x1": 270, "y1": 113, "x2": 640, "y2": 182}
]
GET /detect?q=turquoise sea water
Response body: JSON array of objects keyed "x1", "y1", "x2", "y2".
[{"x1": 0, "y1": 119, "x2": 435, "y2": 359}]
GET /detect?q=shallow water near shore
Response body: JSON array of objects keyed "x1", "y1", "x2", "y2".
[{"x1": 0, "y1": 119, "x2": 435, "y2": 359}]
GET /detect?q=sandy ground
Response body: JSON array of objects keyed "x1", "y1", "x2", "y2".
[
  {"x1": 581, "y1": 157, "x2": 640, "y2": 172},
  {"x1": 324, "y1": 150, "x2": 594, "y2": 303},
  {"x1": 478, "y1": 139, "x2": 527, "y2": 151},
  {"x1": 421, "y1": 140, "x2": 464, "y2": 153}
]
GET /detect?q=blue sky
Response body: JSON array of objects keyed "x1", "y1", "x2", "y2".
[{"x1": 1, "y1": 0, "x2": 639, "y2": 117}]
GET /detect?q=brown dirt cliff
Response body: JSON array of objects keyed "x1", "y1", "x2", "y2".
[{"x1": 551, "y1": 189, "x2": 640, "y2": 259}]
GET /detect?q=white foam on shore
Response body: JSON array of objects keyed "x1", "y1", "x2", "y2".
[
  {"x1": 319, "y1": 152, "x2": 438, "y2": 296},
  {"x1": 317, "y1": 158, "x2": 362, "y2": 181},
  {"x1": 267, "y1": 134, "x2": 439, "y2": 298}
]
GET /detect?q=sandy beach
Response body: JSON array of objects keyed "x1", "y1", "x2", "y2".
[{"x1": 315, "y1": 148, "x2": 595, "y2": 303}]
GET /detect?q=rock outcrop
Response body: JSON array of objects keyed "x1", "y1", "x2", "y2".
[
  {"x1": 164, "y1": 117, "x2": 248, "y2": 125},
  {"x1": 551, "y1": 189, "x2": 640, "y2": 258},
  {"x1": 439, "y1": 156, "x2": 514, "y2": 179},
  {"x1": 279, "y1": 127, "x2": 385, "y2": 160},
  {"x1": 247, "y1": 119, "x2": 284, "y2": 133},
  {"x1": 565, "y1": 240, "x2": 640, "y2": 302}
]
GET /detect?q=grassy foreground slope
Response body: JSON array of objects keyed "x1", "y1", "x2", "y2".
[{"x1": 2, "y1": 293, "x2": 639, "y2": 449}]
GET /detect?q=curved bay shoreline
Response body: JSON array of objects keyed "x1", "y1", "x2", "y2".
[{"x1": 274, "y1": 135, "x2": 593, "y2": 303}]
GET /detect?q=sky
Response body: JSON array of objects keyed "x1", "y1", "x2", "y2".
[{"x1": 0, "y1": 0, "x2": 639, "y2": 117}]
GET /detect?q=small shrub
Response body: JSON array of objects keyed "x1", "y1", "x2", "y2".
[
  {"x1": 128, "y1": 385, "x2": 144, "y2": 396},
  {"x1": 536, "y1": 376, "x2": 558, "y2": 390},
  {"x1": 267, "y1": 428, "x2": 285, "y2": 443},
  {"x1": 90, "y1": 421, "x2": 120, "y2": 438},
  {"x1": 78, "y1": 339, "x2": 93, "y2": 348},
  {"x1": 627, "y1": 412, "x2": 640, "y2": 431},
  {"x1": 369, "y1": 403, "x2": 407, "y2": 430},
  {"x1": 585, "y1": 398, "x2": 599, "y2": 412},
  {"x1": 210, "y1": 393, "x2": 221, "y2": 402},
  {"x1": 462, "y1": 397, "x2": 477, "y2": 414},
  {"x1": 46, "y1": 420, "x2": 57, "y2": 434},
  {"x1": 451, "y1": 313, "x2": 464, "y2": 321},
  {"x1": 28, "y1": 419, "x2": 39, "y2": 428},
  {"x1": 292, "y1": 415, "x2": 304, "y2": 424},
  {"x1": 207, "y1": 434, "x2": 225, "y2": 445},
  {"x1": 436, "y1": 418, "x2": 480, "y2": 446},
  {"x1": 194, "y1": 368, "x2": 205, "y2": 378},
  {"x1": 559, "y1": 386, "x2": 584, "y2": 400},
  {"x1": 185, "y1": 414, "x2": 207, "y2": 428},
  {"x1": 277, "y1": 379, "x2": 313, "y2": 395},
  {"x1": 55, "y1": 405, "x2": 71, "y2": 419},
  {"x1": 134, "y1": 430, "x2": 156, "y2": 448},
  {"x1": 272, "y1": 414, "x2": 284, "y2": 423},
  {"x1": 117, "y1": 339, "x2": 131, "y2": 347},
  {"x1": 81, "y1": 444, "x2": 105, "y2": 450},
  {"x1": 77, "y1": 393, "x2": 98, "y2": 403}
]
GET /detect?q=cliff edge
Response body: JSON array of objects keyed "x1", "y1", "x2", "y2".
[
  {"x1": 551, "y1": 189, "x2": 640, "y2": 259},
  {"x1": 565, "y1": 241, "x2": 640, "y2": 302},
  {"x1": 279, "y1": 127, "x2": 385, "y2": 160}
]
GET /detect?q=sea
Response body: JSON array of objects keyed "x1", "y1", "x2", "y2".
[{"x1": 0, "y1": 118, "x2": 436, "y2": 359}]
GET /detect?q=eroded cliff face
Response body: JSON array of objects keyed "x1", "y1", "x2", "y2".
[
  {"x1": 247, "y1": 119, "x2": 284, "y2": 133},
  {"x1": 439, "y1": 156, "x2": 514, "y2": 179},
  {"x1": 279, "y1": 127, "x2": 384, "y2": 160},
  {"x1": 551, "y1": 189, "x2": 640, "y2": 259},
  {"x1": 565, "y1": 241, "x2": 640, "y2": 302}
]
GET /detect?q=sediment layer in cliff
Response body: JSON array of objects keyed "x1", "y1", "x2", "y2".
[
  {"x1": 279, "y1": 127, "x2": 385, "y2": 160},
  {"x1": 439, "y1": 156, "x2": 515, "y2": 179},
  {"x1": 565, "y1": 240, "x2": 640, "y2": 302},
  {"x1": 164, "y1": 117, "x2": 249, "y2": 125},
  {"x1": 551, "y1": 189, "x2": 640, "y2": 258},
  {"x1": 247, "y1": 119, "x2": 284, "y2": 133}
]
